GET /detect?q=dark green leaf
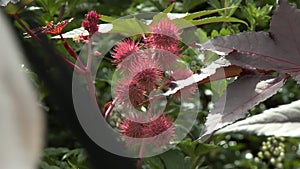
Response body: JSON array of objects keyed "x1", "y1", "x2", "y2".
[{"x1": 163, "y1": 3, "x2": 175, "y2": 13}]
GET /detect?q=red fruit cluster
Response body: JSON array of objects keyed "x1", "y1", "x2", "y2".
[
  {"x1": 146, "y1": 18, "x2": 181, "y2": 54},
  {"x1": 82, "y1": 10, "x2": 101, "y2": 35},
  {"x1": 111, "y1": 17, "x2": 193, "y2": 147},
  {"x1": 111, "y1": 39, "x2": 140, "y2": 66},
  {"x1": 119, "y1": 114, "x2": 174, "y2": 146}
]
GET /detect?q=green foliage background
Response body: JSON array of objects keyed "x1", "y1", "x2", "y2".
[{"x1": 5, "y1": 0, "x2": 300, "y2": 168}]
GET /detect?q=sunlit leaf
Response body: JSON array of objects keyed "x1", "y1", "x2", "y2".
[
  {"x1": 190, "y1": 16, "x2": 248, "y2": 26},
  {"x1": 216, "y1": 100, "x2": 300, "y2": 137},
  {"x1": 99, "y1": 15, "x2": 116, "y2": 23},
  {"x1": 183, "y1": 7, "x2": 238, "y2": 20}
]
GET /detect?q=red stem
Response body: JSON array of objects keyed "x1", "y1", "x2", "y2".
[
  {"x1": 87, "y1": 40, "x2": 93, "y2": 70},
  {"x1": 61, "y1": 57, "x2": 85, "y2": 74},
  {"x1": 13, "y1": 14, "x2": 85, "y2": 74},
  {"x1": 59, "y1": 34, "x2": 87, "y2": 70},
  {"x1": 14, "y1": 14, "x2": 101, "y2": 115},
  {"x1": 13, "y1": 14, "x2": 41, "y2": 43},
  {"x1": 137, "y1": 140, "x2": 145, "y2": 169},
  {"x1": 84, "y1": 71, "x2": 100, "y2": 111}
]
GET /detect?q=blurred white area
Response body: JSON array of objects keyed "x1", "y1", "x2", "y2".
[
  {"x1": 0, "y1": 12, "x2": 44, "y2": 169},
  {"x1": 0, "y1": 0, "x2": 20, "y2": 7}
]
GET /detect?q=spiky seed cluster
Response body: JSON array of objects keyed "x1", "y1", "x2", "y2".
[
  {"x1": 119, "y1": 114, "x2": 174, "y2": 146},
  {"x1": 114, "y1": 78, "x2": 146, "y2": 108},
  {"x1": 114, "y1": 55, "x2": 164, "y2": 108},
  {"x1": 146, "y1": 18, "x2": 181, "y2": 54},
  {"x1": 129, "y1": 57, "x2": 163, "y2": 92},
  {"x1": 82, "y1": 10, "x2": 101, "y2": 35},
  {"x1": 111, "y1": 18, "x2": 184, "y2": 147},
  {"x1": 111, "y1": 39, "x2": 140, "y2": 65}
]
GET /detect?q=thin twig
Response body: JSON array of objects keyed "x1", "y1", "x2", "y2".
[{"x1": 13, "y1": 15, "x2": 41, "y2": 43}]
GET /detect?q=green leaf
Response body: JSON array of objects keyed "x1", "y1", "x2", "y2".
[
  {"x1": 44, "y1": 147, "x2": 69, "y2": 157},
  {"x1": 210, "y1": 79, "x2": 227, "y2": 100},
  {"x1": 2, "y1": 0, "x2": 33, "y2": 15},
  {"x1": 177, "y1": 138, "x2": 199, "y2": 158},
  {"x1": 208, "y1": 0, "x2": 221, "y2": 9},
  {"x1": 183, "y1": 7, "x2": 237, "y2": 20},
  {"x1": 190, "y1": 16, "x2": 248, "y2": 26},
  {"x1": 208, "y1": 0, "x2": 241, "y2": 17},
  {"x1": 160, "y1": 149, "x2": 186, "y2": 169},
  {"x1": 99, "y1": 15, "x2": 116, "y2": 22},
  {"x1": 145, "y1": 156, "x2": 165, "y2": 169},
  {"x1": 40, "y1": 162, "x2": 61, "y2": 169},
  {"x1": 177, "y1": 138, "x2": 219, "y2": 158},
  {"x1": 195, "y1": 142, "x2": 219, "y2": 156},
  {"x1": 163, "y1": 3, "x2": 175, "y2": 13},
  {"x1": 152, "y1": 12, "x2": 168, "y2": 25},
  {"x1": 195, "y1": 28, "x2": 209, "y2": 43},
  {"x1": 61, "y1": 148, "x2": 84, "y2": 161},
  {"x1": 110, "y1": 18, "x2": 149, "y2": 36},
  {"x1": 216, "y1": 100, "x2": 300, "y2": 137},
  {"x1": 182, "y1": 0, "x2": 206, "y2": 12}
]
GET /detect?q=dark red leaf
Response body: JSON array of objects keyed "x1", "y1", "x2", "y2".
[
  {"x1": 198, "y1": 0, "x2": 300, "y2": 83},
  {"x1": 199, "y1": 73, "x2": 286, "y2": 140}
]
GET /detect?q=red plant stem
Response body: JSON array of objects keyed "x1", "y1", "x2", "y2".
[
  {"x1": 13, "y1": 14, "x2": 85, "y2": 75},
  {"x1": 60, "y1": 34, "x2": 100, "y2": 111},
  {"x1": 87, "y1": 39, "x2": 93, "y2": 70},
  {"x1": 84, "y1": 70, "x2": 100, "y2": 111},
  {"x1": 14, "y1": 14, "x2": 101, "y2": 114},
  {"x1": 62, "y1": 57, "x2": 85, "y2": 74},
  {"x1": 137, "y1": 140, "x2": 145, "y2": 169},
  {"x1": 59, "y1": 34, "x2": 100, "y2": 107},
  {"x1": 59, "y1": 34, "x2": 86, "y2": 70},
  {"x1": 13, "y1": 14, "x2": 41, "y2": 43}
]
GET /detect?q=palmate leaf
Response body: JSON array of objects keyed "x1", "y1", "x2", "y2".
[
  {"x1": 198, "y1": 0, "x2": 300, "y2": 84},
  {"x1": 199, "y1": 73, "x2": 286, "y2": 141},
  {"x1": 216, "y1": 100, "x2": 300, "y2": 137}
]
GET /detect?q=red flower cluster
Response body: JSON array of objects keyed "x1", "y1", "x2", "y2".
[{"x1": 82, "y1": 10, "x2": 101, "y2": 35}]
